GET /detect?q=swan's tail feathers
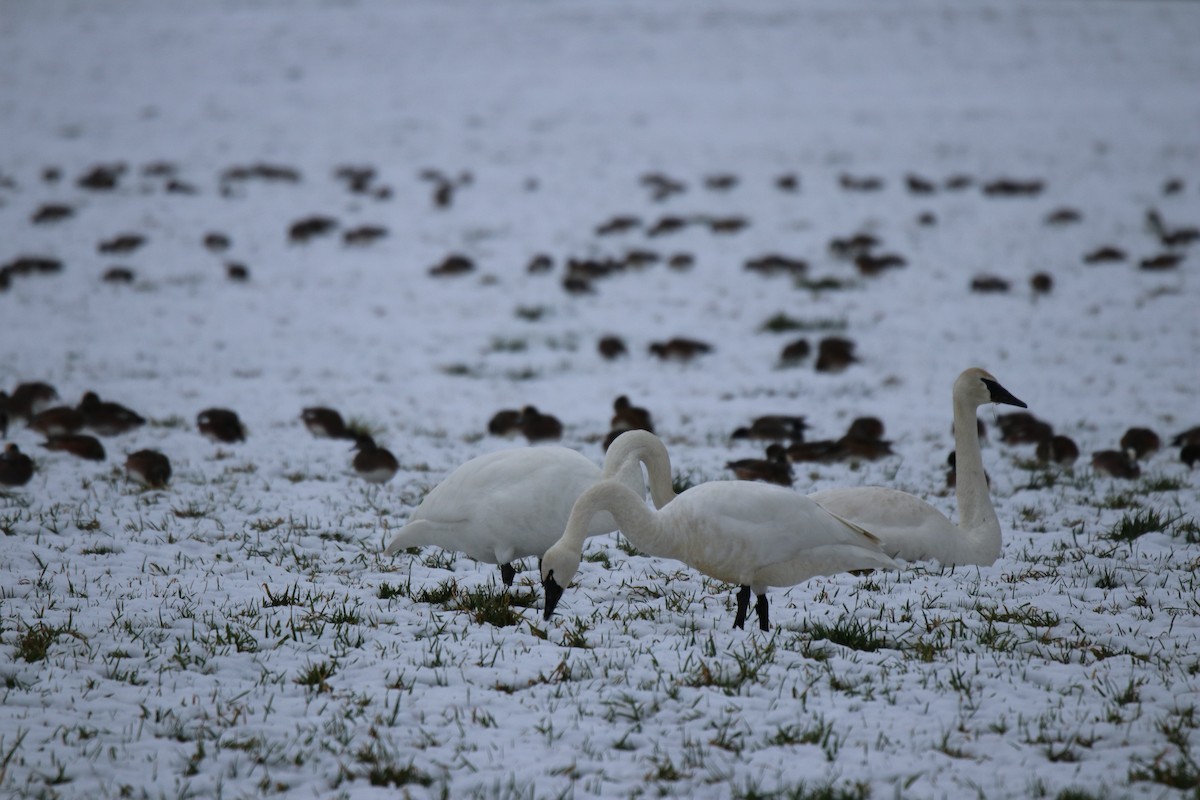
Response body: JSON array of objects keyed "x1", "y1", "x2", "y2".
[
  {"x1": 383, "y1": 519, "x2": 436, "y2": 556},
  {"x1": 822, "y1": 507, "x2": 884, "y2": 545}
]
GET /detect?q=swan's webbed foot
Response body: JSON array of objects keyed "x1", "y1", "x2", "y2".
[
  {"x1": 733, "y1": 585, "x2": 751, "y2": 629},
  {"x1": 754, "y1": 594, "x2": 770, "y2": 631},
  {"x1": 500, "y1": 563, "x2": 516, "y2": 587}
]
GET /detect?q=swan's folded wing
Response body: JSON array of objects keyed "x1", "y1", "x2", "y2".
[
  {"x1": 754, "y1": 544, "x2": 899, "y2": 588},
  {"x1": 808, "y1": 486, "x2": 960, "y2": 563}
]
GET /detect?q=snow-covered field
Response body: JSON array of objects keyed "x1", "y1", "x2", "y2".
[{"x1": 2, "y1": 1, "x2": 1199, "y2": 798}]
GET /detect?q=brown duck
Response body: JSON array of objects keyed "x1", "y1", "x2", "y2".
[
  {"x1": 0, "y1": 443, "x2": 34, "y2": 486},
  {"x1": 125, "y1": 449, "x2": 171, "y2": 488}
]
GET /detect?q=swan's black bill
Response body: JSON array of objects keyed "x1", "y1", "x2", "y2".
[
  {"x1": 542, "y1": 574, "x2": 564, "y2": 620},
  {"x1": 981, "y1": 378, "x2": 1027, "y2": 409}
]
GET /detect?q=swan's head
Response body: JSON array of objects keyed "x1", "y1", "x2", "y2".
[
  {"x1": 540, "y1": 542, "x2": 582, "y2": 620},
  {"x1": 957, "y1": 368, "x2": 1027, "y2": 410}
]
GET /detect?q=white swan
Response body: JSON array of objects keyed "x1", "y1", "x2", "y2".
[
  {"x1": 807, "y1": 368, "x2": 1026, "y2": 566},
  {"x1": 541, "y1": 478, "x2": 898, "y2": 631},
  {"x1": 383, "y1": 431, "x2": 675, "y2": 585}
]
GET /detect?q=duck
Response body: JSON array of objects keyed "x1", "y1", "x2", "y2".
[
  {"x1": 815, "y1": 337, "x2": 858, "y2": 373},
  {"x1": 1044, "y1": 207, "x2": 1082, "y2": 226},
  {"x1": 351, "y1": 435, "x2": 399, "y2": 484},
  {"x1": 1083, "y1": 246, "x2": 1127, "y2": 265},
  {"x1": 731, "y1": 415, "x2": 808, "y2": 442},
  {"x1": 854, "y1": 253, "x2": 906, "y2": 277},
  {"x1": 667, "y1": 253, "x2": 694, "y2": 271},
  {"x1": 775, "y1": 173, "x2": 800, "y2": 192},
  {"x1": 541, "y1": 476, "x2": 898, "y2": 631},
  {"x1": 97, "y1": 233, "x2": 146, "y2": 255},
  {"x1": 384, "y1": 430, "x2": 676, "y2": 587},
  {"x1": 519, "y1": 406, "x2": 563, "y2": 443},
  {"x1": 779, "y1": 338, "x2": 811, "y2": 366},
  {"x1": 301, "y1": 407, "x2": 350, "y2": 439},
  {"x1": 996, "y1": 411, "x2": 1053, "y2": 444},
  {"x1": 844, "y1": 416, "x2": 885, "y2": 441},
  {"x1": 125, "y1": 449, "x2": 171, "y2": 488},
  {"x1": 744, "y1": 254, "x2": 808, "y2": 277},
  {"x1": 487, "y1": 409, "x2": 523, "y2": 437},
  {"x1": 1035, "y1": 434, "x2": 1080, "y2": 466},
  {"x1": 102, "y1": 266, "x2": 136, "y2": 284},
  {"x1": 8, "y1": 382, "x2": 58, "y2": 420},
  {"x1": 727, "y1": 444, "x2": 793, "y2": 487},
  {"x1": 838, "y1": 417, "x2": 891, "y2": 457},
  {"x1": 1030, "y1": 273, "x2": 1054, "y2": 295},
  {"x1": 970, "y1": 275, "x2": 1011, "y2": 293},
  {"x1": 807, "y1": 368, "x2": 1026, "y2": 566},
  {"x1": 288, "y1": 216, "x2": 338, "y2": 244},
  {"x1": 595, "y1": 215, "x2": 642, "y2": 236},
  {"x1": 1172, "y1": 426, "x2": 1200, "y2": 447},
  {"x1": 0, "y1": 444, "x2": 34, "y2": 486},
  {"x1": 79, "y1": 392, "x2": 145, "y2": 436},
  {"x1": 597, "y1": 336, "x2": 628, "y2": 360},
  {"x1": 203, "y1": 232, "x2": 231, "y2": 252},
  {"x1": 1092, "y1": 450, "x2": 1140, "y2": 479},
  {"x1": 29, "y1": 405, "x2": 85, "y2": 436},
  {"x1": 828, "y1": 233, "x2": 879, "y2": 261},
  {"x1": 41, "y1": 434, "x2": 106, "y2": 461},
  {"x1": 1182, "y1": 444, "x2": 1200, "y2": 469},
  {"x1": 1119, "y1": 427, "x2": 1161, "y2": 460},
  {"x1": 836, "y1": 431, "x2": 894, "y2": 461},
  {"x1": 342, "y1": 225, "x2": 388, "y2": 246},
  {"x1": 197, "y1": 408, "x2": 246, "y2": 443},
  {"x1": 786, "y1": 439, "x2": 845, "y2": 464},
  {"x1": 428, "y1": 253, "x2": 474, "y2": 277},
  {"x1": 648, "y1": 337, "x2": 713, "y2": 362},
  {"x1": 611, "y1": 395, "x2": 653, "y2": 434}
]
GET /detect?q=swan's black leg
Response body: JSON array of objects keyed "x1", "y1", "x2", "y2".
[
  {"x1": 500, "y1": 563, "x2": 516, "y2": 587},
  {"x1": 754, "y1": 594, "x2": 770, "y2": 631},
  {"x1": 734, "y1": 585, "x2": 751, "y2": 629}
]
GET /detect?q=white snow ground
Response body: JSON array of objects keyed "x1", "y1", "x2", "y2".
[{"x1": 1, "y1": 1, "x2": 1199, "y2": 798}]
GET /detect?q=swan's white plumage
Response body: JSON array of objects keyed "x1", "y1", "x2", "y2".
[
  {"x1": 383, "y1": 430, "x2": 674, "y2": 569},
  {"x1": 541, "y1": 478, "x2": 898, "y2": 626},
  {"x1": 808, "y1": 367, "x2": 1025, "y2": 566}
]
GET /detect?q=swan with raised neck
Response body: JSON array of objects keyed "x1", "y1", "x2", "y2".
[{"x1": 808, "y1": 367, "x2": 1026, "y2": 566}]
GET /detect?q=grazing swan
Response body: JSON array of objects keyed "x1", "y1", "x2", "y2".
[
  {"x1": 807, "y1": 368, "x2": 1026, "y2": 566},
  {"x1": 541, "y1": 479, "x2": 898, "y2": 631},
  {"x1": 383, "y1": 431, "x2": 675, "y2": 585}
]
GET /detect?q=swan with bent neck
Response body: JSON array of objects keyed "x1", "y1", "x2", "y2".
[
  {"x1": 541, "y1": 478, "x2": 898, "y2": 631},
  {"x1": 383, "y1": 430, "x2": 675, "y2": 585},
  {"x1": 808, "y1": 367, "x2": 1026, "y2": 566}
]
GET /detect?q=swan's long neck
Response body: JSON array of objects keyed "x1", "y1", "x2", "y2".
[
  {"x1": 565, "y1": 481, "x2": 678, "y2": 560},
  {"x1": 602, "y1": 434, "x2": 677, "y2": 508},
  {"x1": 951, "y1": 393, "x2": 1001, "y2": 563}
]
